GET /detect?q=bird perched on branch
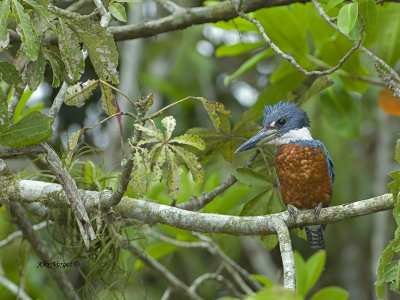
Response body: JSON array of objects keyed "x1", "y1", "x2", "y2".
[{"x1": 235, "y1": 101, "x2": 335, "y2": 250}]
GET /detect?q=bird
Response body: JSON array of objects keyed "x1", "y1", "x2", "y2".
[{"x1": 235, "y1": 101, "x2": 335, "y2": 250}]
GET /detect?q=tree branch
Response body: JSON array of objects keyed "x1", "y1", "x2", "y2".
[
  {"x1": 0, "y1": 145, "x2": 46, "y2": 159},
  {"x1": 3, "y1": 178, "x2": 394, "y2": 236}
]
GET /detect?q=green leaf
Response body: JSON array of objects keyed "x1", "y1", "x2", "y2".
[
  {"x1": 24, "y1": 49, "x2": 46, "y2": 90},
  {"x1": 241, "y1": 190, "x2": 271, "y2": 216},
  {"x1": 100, "y1": 83, "x2": 117, "y2": 115},
  {"x1": 260, "y1": 234, "x2": 278, "y2": 251},
  {"x1": 22, "y1": 0, "x2": 51, "y2": 20},
  {"x1": 13, "y1": 88, "x2": 33, "y2": 122},
  {"x1": 170, "y1": 134, "x2": 205, "y2": 150},
  {"x1": 213, "y1": 16, "x2": 257, "y2": 32},
  {"x1": 165, "y1": 146, "x2": 182, "y2": 201},
  {"x1": 115, "y1": 0, "x2": 142, "y2": 2},
  {"x1": 0, "y1": 111, "x2": 52, "y2": 147},
  {"x1": 69, "y1": 18, "x2": 119, "y2": 84},
  {"x1": 358, "y1": 0, "x2": 377, "y2": 32},
  {"x1": 310, "y1": 286, "x2": 348, "y2": 300},
  {"x1": 215, "y1": 42, "x2": 265, "y2": 57},
  {"x1": 0, "y1": 0, "x2": 10, "y2": 48},
  {"x1": 376, "y1": 238, "x2": 400, "y2": 298},
  {"x1": 294, "y1": 251, "x2": 307, "y2": 297},
  {"x1": 151, "y1": 146, "x2": 166, "y2": 181},
  {"x1": 109, "y1": 2, "x2": 127, "y2": 22},
  {"x1": 0, "y1": 60, "x2": 23, "y2": 89},
  {"x1": 377, "y1": 3, "x2": 400, "y2": 66},
  {"x1": 337, "y1": 3, "x2": 358, "y2": 34},
  {"x1": 232, "y1": 109, "x2": 261, "y2": 133},
  {"x1": 251, "y1": 274, "x2": 274, "y2": 288},
  {"x1": 325, "y1": 0, "x2": 344, "y2": 11},
  {"x1": 224, "y1": 49, "x2": 273, "y2": 85},
  {"x1": 41, "y1": 46, "x2": 62, "y2": 87},
  {"x1": 65, "y1": 80, "x2": 99, "y2": 108},
  {"x1": 130, "y1": 149, "x2": 149, "y2": 198},
  {"x1": 161, "y1": 116, "x2": 176, "y2": 140},
  {"x1": 64, "y1": 128, "x2": 87, "y2": 166},
  {"x1": 234, "y1": 168, "x2": 271, "y2": 187},
  {"x1": 10, "y1": 0, "x2": 39, "y2": 60},
  {"x1": 135, "y1": 242, "x2": 178, "y2": 269},
  {"x1": 0, "y1": 85, "x2": 8, "y2": 130},
  {"x1": 134, "y1": 123, "x2": 164, "y2": 140},
  {"x1": 305, "y1": 251, "x2": 326, "y2": 294},
  {"x1": 170, "y1": 144, "x2": 204, "y2": 182},
  {"x1": 247, "y1": 285, "x2": 301, "y2": 300},
  {"x1": 320, "y1": 79, "x2": 362, "y2": 139},
  {"x1": 57, "y1": 19, "x2": 84, "y2": 82},
  {"x1": 200, "y1": 98, "x2": 231, "y2": 131}
]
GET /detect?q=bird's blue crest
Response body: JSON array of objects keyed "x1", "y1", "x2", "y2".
[{"x1": 263, "y1": 101, "x2": 310, "y2": 133}]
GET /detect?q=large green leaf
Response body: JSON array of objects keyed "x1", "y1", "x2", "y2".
[
  {"x1": 224, "y1": 49, "x2": 273, "y2": 85},
  {"x1": 10, "y1": 0, "x2": 39, "y2": 60},
  {"x1": 215, "y1": 42, "x2": 265, "y2": 57},
  {"x1": 310, "y1": 286, "x2": 348, "y2": 300},
  {"x1": 57, "y1": 19, "x2": 84, "y2": 82},
  {"x1": 358, "y1": 0, "x2": 377, "y2": 33},
  {"x1": 69, "y1": 18, "x2": 119, "y2": 84},
  {"x1": 337, "y1": 3, "x2": 358, "y2": 34},
  {"x1": 240, "y1": 190, "x2": 271, "y2": 216},
  {"x1": 255, "y1": 7, "x2": 308, "y2": 57},
  {"x1": 0, "y1": 0, "x2": 10, "y2": 48},
  {"x1": 377, "y1": 3, "x2": 400, "y2": 66},
  {"x1": 320, "y1": 79, "x2": 362, "y2": 139},
  {"x1": 0, "y1": 111, "x2": 52, "y2": 147},
  {"x1": 234, "y1": 168, "x2": 271, "y2": 187}
]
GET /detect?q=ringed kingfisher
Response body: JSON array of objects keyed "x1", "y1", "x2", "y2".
[{"x1": 235, "y1": 101, "x2": 335, "y2": 250}]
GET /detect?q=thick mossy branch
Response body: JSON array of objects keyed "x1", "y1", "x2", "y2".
[{"x1": 3, "y1": 178, "x2": 394, "y2": 235}]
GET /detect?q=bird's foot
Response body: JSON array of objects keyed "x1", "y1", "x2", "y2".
[
  {"x1": 313, "y1": 203, "x2": 323, "y2": 220},
  {"x1": 287, "y1": 205, "x2": 299, "y2": 220}
]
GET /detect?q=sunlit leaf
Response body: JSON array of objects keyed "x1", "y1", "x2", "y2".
[
  {"x1": 215, "y1": 42, "x2": 265, "y2": 57},
  {"x1": 305, "y1": 251, "x2": 326, "y2": 295},
  {"x1": 65, "y1": 80, "x2": 99, "y2": 108},
  {"x1": 309, "y1": 287, "x2": 348, "y2": 300},
  {"x1": 161, "y1": 116, "x2": 176, "y2": 140},
  {"x1": 10, "y1": 0, "x2": 39, "y2": 60},
  {"x1": 134, "y1": 123, "x2": 164, "y2": 140},
  {"x1": 109, "y1": 3, "x2": 127, "y2": 22},
  {"x1": 0, "y1": 111, "x2": 52, "y2": 147},
  {"x1": 170, "y1": 134, "x2": 205, "y2": 150},
  {"x1": 325, "y1": 0, "x2": 344, "y2": 11},
  {"x1": 200, "y1": 98, "x2": 231, "y2": 131},
  {"x1": 337, "y1": 3, "x2": 358, "y2": 34},
  {"x1": 224, "y1": 49, "x2": 273, "y2": 85}
]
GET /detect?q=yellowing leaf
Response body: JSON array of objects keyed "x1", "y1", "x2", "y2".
[
  {"x1": 170, "y1": 144, "x2": 204, "y2": 182},
  {"x1": 65, "y1": 80, "x2": 99, "y2": 108},
  {"x1": 152, "y1": 146, "x2": 166, "y2": 181},
  {"x1": 200, "y1": 98, "x2": 231, "y2": 131},
  {"x1": 134, "y1": 123, "x2": 164, "y2": 140},
  {"x1": 170, "y1": 134, "x2": 205, "y2": 150},
  {"x1": 165, "y1": 146, "x2": 182, "y2": 202},
  {"x1": 64, "y1": 128, "x2": 87, "y2": 166},
  {"x1": 161, "y1": 116, "x2": 176, "y2": 140},
  {"x1": 100, "y1": 83, "x2": 117, "y2": 115}
]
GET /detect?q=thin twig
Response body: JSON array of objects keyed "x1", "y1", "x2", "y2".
[
  {"x1": 114, "y1": 233, "x2": 203, "y2": 300},
  {"x1": 269, "y1": 218, "x2": 295, "y2": 291},
  {"x1": 236, "y1": 6, "x2": 364, "y2": 76},
  {"x1": 48, "y1": 82, "x2": 68, "y2": 122},
  {"x1": 311, "y1": 0, "x2": 400, "y2": 83},
  {"x1": 153, "y1": 0, "x2": 184, "y2": 13},
  {"x1": 42, "y1": 143, "x2": 96, "y2": 248},
  {"x1": 93, "y1": 0, "x2": 112, "y2": 27},
  {"x1": 0, "y1": 221, "x2": 52, "y2": 249},
  {"x1": 66, "y1": 0, "x2": 92, "y2": 12},
  {"x1": 189, "y1": 273, "x2": 244, "y2": 298},
  {"x1": 0, "y1": 275, "x2": 32, "y2": 300}
]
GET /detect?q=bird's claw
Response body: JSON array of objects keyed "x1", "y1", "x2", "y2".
[
  {"x1": 313, "y1": 203, "x2": 322, "y2": 219},
  {"x1": 287, "y1": 205, "x2": 298, "y2": 220}
]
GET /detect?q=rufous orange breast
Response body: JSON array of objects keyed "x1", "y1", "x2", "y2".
[{"x1": 275, "y1": 143, "x2": 332, "y2": 209}]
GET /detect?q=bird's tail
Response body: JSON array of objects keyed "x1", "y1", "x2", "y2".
[{"x1": 305, "y1": 225, "x2": 325, "y2": 250}]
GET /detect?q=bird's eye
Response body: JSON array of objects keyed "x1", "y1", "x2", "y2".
[{"x1": 277, "y1": 118, "x2": 287, "y2": 126}]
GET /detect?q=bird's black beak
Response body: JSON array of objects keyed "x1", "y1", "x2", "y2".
[{"x1": 235, "y1": 128, "x2": 279, "y2": 153}]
